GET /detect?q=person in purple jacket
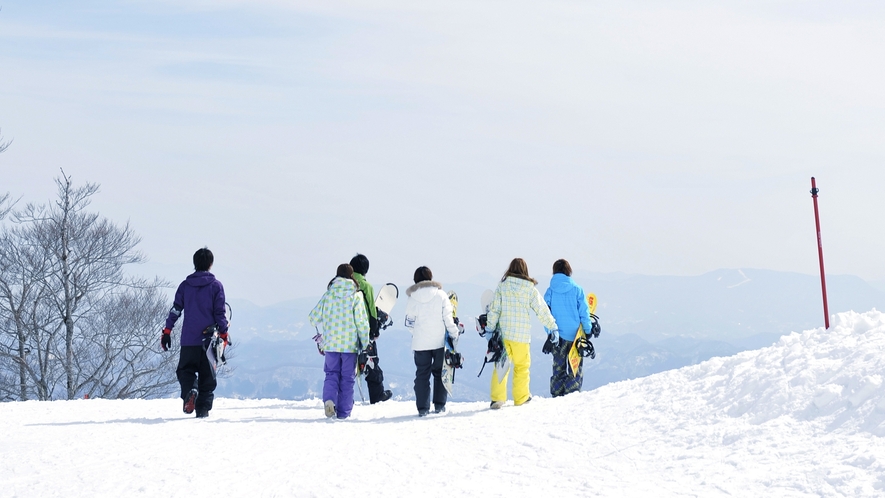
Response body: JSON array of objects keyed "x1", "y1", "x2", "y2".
[{"x1": 161, "y1": 248, "x2": 229, "y2": 418}]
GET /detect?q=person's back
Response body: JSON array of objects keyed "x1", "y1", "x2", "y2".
[
  {"x1": 544, "y1": 272, "x2": 591, "y2": 342},
  {"x1": 404, "y1": 280, "x2": 458, "y2": 352},
  {"x1": 403, "y1": 266, "x2": 459, "y2": 416},
  {"x1": 173, "y1": 271, "x2": 227, "y2": 347},
  {"x1": 310, "y1": 263, "x2": 370, "y2": 420},
  {"x1": 161, "y1": 247, "x2": 228, "y2": 419},
  {"x1": 488, "y1": 276, "x2": 557, "y2": 343},
  {"x1": 484, "y1": 258, "x2": 558, "y2": 409},
  {"x1": 543, "y1": 258, "x2": 590, "y2": 397},
  {"x1": 309, "y1": 276, "x2": 369, "y2": 353},
  {"x1": 349, "y1": 253, "x2": 392, "y2": 404}
]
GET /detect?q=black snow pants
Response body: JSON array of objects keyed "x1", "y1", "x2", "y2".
[
  {"x1": 414, "y1": 348, "x2": 446, "y2": 412},
  {"x1": 177, "y1": 346, "x2": 217, "y2": 412}
]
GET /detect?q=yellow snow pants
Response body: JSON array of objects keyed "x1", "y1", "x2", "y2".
[{"x1": 490, "y1": 340, "x2": 531, "y2": 405}]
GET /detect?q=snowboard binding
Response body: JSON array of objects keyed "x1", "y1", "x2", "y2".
[
  {"x1": 575, "y1": 335, "x2": 596, "y2": 359},
  {"x1": 445, "y1": 349, "x2": 463, "y2": 369},
  {"x1": 376, "y1": 308, "x2": 393, "y2": 331},
  {"x1": 588, "y1": 313, "x2": 601, "y2": 338},
  {"x1": 359, "y1": 340, "x2": 378, "y2": 372},
  {"x1": 477, "y1": 328, "x2": 504, "y2": 377}
]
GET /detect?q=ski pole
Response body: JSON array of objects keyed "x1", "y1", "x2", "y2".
[{"x1": 810, "y1": 177, "x2": 830, "y2": 329}]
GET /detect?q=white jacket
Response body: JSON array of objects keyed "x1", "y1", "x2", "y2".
[{"x1": 403, "y1": 281, "x2": 460, "y2": 351}]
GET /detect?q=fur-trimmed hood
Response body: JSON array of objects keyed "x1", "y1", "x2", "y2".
[
  {"x1": 406, "y1": 280, "x2": 443, "y2": 300},
  {"x1": 403, "y1": 280, "x2": 459, "y2": 351}
]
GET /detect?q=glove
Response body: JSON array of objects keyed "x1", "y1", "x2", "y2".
[
  {"x1": 312, "y1": 332, "x2": 324, "y2": 356},
  {"x1": 446, "y1": 331, "x2": 459, "y2": 349},
  {"x1": 161, "y1": 328, "x2": 172, "y2": 351},
  {"x1": 542, "y1": 334, "x2": 555, "y2": 355},
  {"x1": 549, "y1": 329, "x2": 560, "y2": 346},
  {"x1": 218, "y1": 331, "x2": 230, "y2": 346}
]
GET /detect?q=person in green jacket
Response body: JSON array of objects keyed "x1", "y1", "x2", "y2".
[{"x1": 350, "y1": 254, "x2": 393, "y2": 404}]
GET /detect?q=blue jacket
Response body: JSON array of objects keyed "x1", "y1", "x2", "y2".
[
  {"x1": 165, "y1": 271, "x2": 229, "y2": 347},
  {"x1": 543, "y1": 273, "x2": 592, "y2": 341}
]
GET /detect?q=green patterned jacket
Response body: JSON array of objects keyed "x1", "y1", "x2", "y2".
[
  {"x1": 486, "y1": 276, "x2": 558, "y2": 344},
  {"x1": 309, "y1": 277, "x2": 371, "y2": 353}
]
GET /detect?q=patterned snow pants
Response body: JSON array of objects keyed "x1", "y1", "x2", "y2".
[{"x1": 550, "y1": 338, "x2": 583, "y2": 397}]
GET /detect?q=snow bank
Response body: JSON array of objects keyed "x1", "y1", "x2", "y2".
[
  {"x1": 701, "y1": 309, "x2": 885, "y2": 432},
  {"x1": 3, "y1": 311, "x2": 885, "y2": 497}
]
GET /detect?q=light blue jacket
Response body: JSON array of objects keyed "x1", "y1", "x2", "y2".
[{"x1": 543, "y1": 273, "x2": 592, "y2": 341}]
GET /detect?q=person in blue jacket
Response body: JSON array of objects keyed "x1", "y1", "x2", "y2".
[
  {"x1": 161, "y1": 247, "x2": 229, "y2": 418},
  {"x1": 544, "y1": 259, "x2": 592, "y2": 397}
]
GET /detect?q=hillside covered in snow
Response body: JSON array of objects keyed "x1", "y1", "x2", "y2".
[{"x1": 3, "y1": 310, "x2": 885, "y2": 497}]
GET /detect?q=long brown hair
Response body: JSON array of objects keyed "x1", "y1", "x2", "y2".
[
  {"x1": 501, "y1": 258, "x2": 537, "y2": 284},
  {"x1": 328, "y1": 263, "x2": 360, "y2": 290}
]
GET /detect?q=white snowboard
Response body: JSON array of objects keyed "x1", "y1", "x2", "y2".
[{"x1": 375, "y1": 283, "x2": 399, "y2": 315}]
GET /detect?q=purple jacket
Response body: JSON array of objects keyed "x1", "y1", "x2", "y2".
[{"x1": 165, "y1": 271, "x2": 229, "y2": 347}]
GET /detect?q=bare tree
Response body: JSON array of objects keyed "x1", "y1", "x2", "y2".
[
  {"x1": 0, "y1": 224, "x2": 63, "y2": 401},
  {"x1": 1, "y1": 171, "x2": 177, "y2": 401},
  {"x1": 73, "y1": 286, "x2": 179, "y2": 399}
]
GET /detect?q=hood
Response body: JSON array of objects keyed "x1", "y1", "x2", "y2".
[
  {"x1": 548, "y1": 273, "x2": 577, "y2": 294},
  {"x1": 406, "y1": 281, "x2": 443, "y2": 303},
  {"x1": 185, "y1": 271, "x2": 216, "y2": 288},
  {"x1": 328, "y1": 277, "x2": 359, "y2": 299},
  {"x1": 501, "y1": 276, "x2": 536, "y2": 292}
]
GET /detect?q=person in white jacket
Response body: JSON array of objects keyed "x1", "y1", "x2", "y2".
[{"x1": 403, "y1": 266, "x2": 462, "y2": 416}]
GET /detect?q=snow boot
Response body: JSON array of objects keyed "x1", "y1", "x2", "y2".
[
  {"x1": 490, "y1": 401, "x2": 504, "y2": 410},
  {"x1": 324, "y1": 400, "x2": 336, "y2": 418},
  {"x1": 377, "y1": 390, "x2": 392, "y2": 403},
  {"x1": 434, "y1": 404, "x2": 446, "y2": 414},
  {"x1": 183, "y1": 389, "x2": 198, "y2": 414},
  {"x1": 195, "y1": 409, "x2": 209, "y2": 419},
  {"x1": 418, "y1": 409, "x2": 429, "y2": 417}
]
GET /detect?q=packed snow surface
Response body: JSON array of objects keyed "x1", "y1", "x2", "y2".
[{"x1": 4, "y1": 310, "x2": 885, "y2": 497}]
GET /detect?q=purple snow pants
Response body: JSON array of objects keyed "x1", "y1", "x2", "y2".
[{"x1": 323, "y1": 352, "x2": 357, "y2": 419}]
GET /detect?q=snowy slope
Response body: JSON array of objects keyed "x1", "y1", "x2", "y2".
[{"x1": 3, "y1": 310, "x2": 885, "y2": 497}]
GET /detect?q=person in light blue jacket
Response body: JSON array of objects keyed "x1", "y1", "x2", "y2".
[{"x1": 543, "y1": 259, "x2": 593, "y2": 397}]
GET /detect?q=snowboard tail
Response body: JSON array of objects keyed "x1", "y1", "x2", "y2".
[
  {"x1": 568, "y1": 294, "x2": 600, "y2": 377},
  {"x1": 442, "y1": 291, "x2": 463, "y2": 395},
  {"x1": 203, "y1": 302, "x2": 232, "y2": 379}
]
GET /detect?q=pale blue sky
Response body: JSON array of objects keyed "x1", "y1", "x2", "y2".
[{"x1": 2, "y1": 1, "x2": 884, "y2": 304}]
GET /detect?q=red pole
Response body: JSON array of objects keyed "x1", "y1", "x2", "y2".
[{"x1": 810, "y1": 177, "x2": 830, "y2": 329}]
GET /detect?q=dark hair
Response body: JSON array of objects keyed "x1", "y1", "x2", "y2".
[
  {"x1": 552, "y1": 259, "x2": 572, "y2": 276},
  {"x1": 350, "y1": 254, "x2": 369, "y2": 275},
  {"x1": 413, "y1": 266, "x2": 433, "y2": 284},
  {"x1": 501, "y1": 258, "x2": 537, "y2": 284},
  {"x1": 193, "y1": 247, "x2": 214, "y2": 272},
  {"x1": 328, "y1": 264, "x2": 358, "y2": 289}
]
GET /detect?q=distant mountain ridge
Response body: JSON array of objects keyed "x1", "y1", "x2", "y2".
[{"x1": 216, "y1": 268, "x2": 885, "y2": 400}]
